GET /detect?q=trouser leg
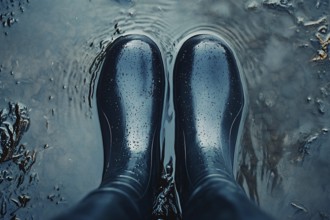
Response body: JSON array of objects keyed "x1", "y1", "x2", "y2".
[
  {"x1": 53, "y1": 187, "x2": 143, "y2": 220},
  {"x1": 184, "y1": 175, "x2": 272, "y2": 220}
]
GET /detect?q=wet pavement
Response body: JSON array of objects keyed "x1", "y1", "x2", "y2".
[{"x1": 1, "y1": 0, "x2": 330, "y2": 219}]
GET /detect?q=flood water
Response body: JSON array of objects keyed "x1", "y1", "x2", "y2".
[{"x1": 1, "y1": 0, "x2": 330, "y2": 219}]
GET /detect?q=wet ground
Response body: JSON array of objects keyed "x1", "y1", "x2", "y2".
[{"x1": 1, "y1": 0, "x2": 330, "y2": 219}]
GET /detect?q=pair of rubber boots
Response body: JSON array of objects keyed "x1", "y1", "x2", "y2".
[{"x1": 97, "y1": 34, "x2": 245, "y2": 219}]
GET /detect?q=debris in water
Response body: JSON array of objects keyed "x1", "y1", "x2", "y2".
[
  {"x1": 246, "y1": 1, "x2": 259, "y2": 10},
  {"x1": 304, "y1": 16, "x2": 327, "y2": 27},
  {"x1": 0, "y1": 199, "x2": 7, "y2": 217},
  {"x1": 293, "y1": 128, "x2": 328, "y2": 163},
  {"x1": 320, "y1": 83, "x2": 330, "y2": 97},
  {"x1": 0, "y1": 102, "x2": 38, "y2": 219},
  {"x1": 16, "y1": 149, "x2": 36, "y2": 173},
  {"x1": 29, "y1": 172, "x2": 38, "y2": 183},
  {"x1": 18, "y1": 195, "x2": 30, "y2": 207},
  {"x1": 152, "y1": 158, "x2": 181, "y2": 220},
  {"x1": 311, "y1": 33, "x2": 330, "y2": 61},
  {"x1": 47, "y1": 194, "x2": 56, "y2": 202},
  {"x1": 297, "y1": 133, "x2": 319, "y2": 161},
  {"x1": 306, "y1": 96, "x2": 312, "y2": 102},
  {"x1": 0, "y1": 0, "x2": 32, "y2": 29},
  {"x1": 16, "y1": 174, "x2": 24, "y2": 188},
  {"x1": 10, "y1": 198, "x2": 20, "y2": 208},
  {"x1": 316, "y1": 98, "x2": 326, "y2": 114},
  {"x1": 290, "y1": 202, "x2": 308, "y2": 213},
  {"x1": 262, "y1": 0, "x2": 294, "y2": 14},
  {"x1": 47, "y1": 184, "x2": 66, "y2": 205},
  {"x1": 0, "y1": 102, "x2": 30, "y2": 162},
  {"x1": 314, "y1": 49, "x2": 327, "y2": 61},
  {"x1": 318, "y1": 25, "x2": 328, "y2": 34}
]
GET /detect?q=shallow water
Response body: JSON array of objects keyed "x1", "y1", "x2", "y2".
[{"x1": 1, "y1": 0, "x2": 330, "y2": 219}]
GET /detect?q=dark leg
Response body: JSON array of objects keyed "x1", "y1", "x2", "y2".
[
  {"x1": 174, "y1": 34, "x2": 273, "y2": 220},
  {"x1": 53, "y1": 35, "x2": 165, "y2": 220}
]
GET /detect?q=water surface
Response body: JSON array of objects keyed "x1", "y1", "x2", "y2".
[{"x1": 1, "y1": 0, "x2": 330, "y2": 219}]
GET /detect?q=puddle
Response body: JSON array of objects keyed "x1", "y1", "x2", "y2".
[{"x1": 1, "y1": 0, "x2": 330, "y2": 219}]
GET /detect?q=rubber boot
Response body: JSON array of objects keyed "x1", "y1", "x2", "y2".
[
  {"x1": 53, "y1": 35, "x2": 164, "y2": 220},
  {"x1": 96, "y1": 34, "x2": 165, "y2": 219},
  {"x1": 174, "y1": 34, "x2": 272, "y2": 220}
]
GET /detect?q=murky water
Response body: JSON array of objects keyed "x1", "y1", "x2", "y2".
[{"x1": 1, "y1": 0, "x2": 330, "y2": 219}]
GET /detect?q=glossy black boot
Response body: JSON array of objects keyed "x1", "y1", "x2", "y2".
[
  {"x1": 174, "y1": 34, "x2": 272, "y2": 219},
  {"x1": 52, "y1": 35, "x2": 164, "y2": 220},
  {"x1": 96, "y1": 35, "x2": 164, "y2": 219}
]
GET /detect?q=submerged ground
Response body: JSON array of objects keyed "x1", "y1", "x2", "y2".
[{"x1": 1, "y1": 0, "x2": 330, "y2": 219}]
